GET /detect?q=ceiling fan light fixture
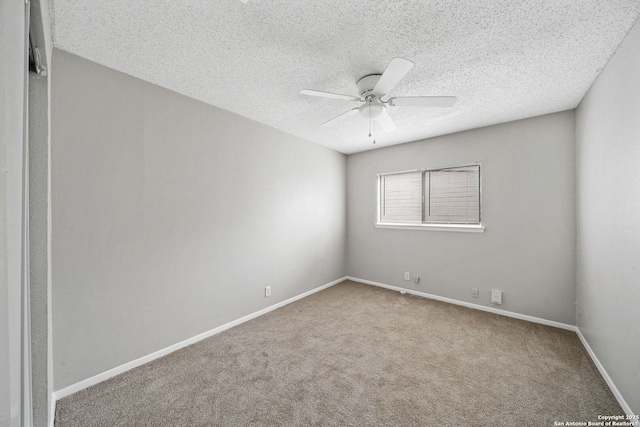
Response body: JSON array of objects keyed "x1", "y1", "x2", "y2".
[{"x1": 359, "y1": 101, "x2": 384, "y2": 119}]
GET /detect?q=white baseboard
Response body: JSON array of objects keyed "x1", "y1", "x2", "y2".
[
  {"x1": 575, "y1": 329, "x2": 639, "y2": 424},
  {"x1": 346, "y1": 276, "x2": 576, "y2": 331},
  {"x1": 348, "y1": 276, "x2": 638, "y2": 420},
  {"x1": 53, "y1": 276, "x2": 346, "y2": 402}
]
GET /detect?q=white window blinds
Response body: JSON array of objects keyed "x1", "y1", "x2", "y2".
[
  {"x1": 425, "y1": 165, "x2": 480, "y2": 224},
  {"x1": 379, "y1": 165, "x2": 480, "y2": 225},
  {"x1": 379, "y1": 171, "x2": 423, "y2": 223}
]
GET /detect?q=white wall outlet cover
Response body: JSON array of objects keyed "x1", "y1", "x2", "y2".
[
  {"x1": 491, "y1": 289, "x2": 502, "y2": 304},
  {"x1": 404, "y1": 272, "x2": 410, "y2": 281}
]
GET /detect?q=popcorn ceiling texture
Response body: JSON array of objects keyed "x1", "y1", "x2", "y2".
[{"x1": 50, "y1": 0, "x2": 640, "y2": 154}]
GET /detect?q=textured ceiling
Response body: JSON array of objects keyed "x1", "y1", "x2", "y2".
[{"x1": 51, "y1": 0, "x2": 640, "y2": 154}]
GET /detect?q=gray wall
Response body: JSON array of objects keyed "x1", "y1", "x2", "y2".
[
  {"x1": 29, "y1": 2, "x2": 54, "y2": 425},
  {"x1": 0, "y1": 88, "x2": 10, "y2": 424},
  {"x1": 1, "y1": 0, "x2": 28, "y2": 424},
  {"x1": 51, "y1": 49, "x2": 347, "y2": 389},
  {"x1": 347, "y1": 111, "x2": 577, "y2": 325},
  {"x1": 575, "y1": 19, "x2": 640, "y2": 413},
  {"x1": 29, "y1": 72, "x2": 50, "y2": 427}
]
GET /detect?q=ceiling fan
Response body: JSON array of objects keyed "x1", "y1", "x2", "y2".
[{"x1": 300, "y1": 58, "x2": 457, "y2": 140}]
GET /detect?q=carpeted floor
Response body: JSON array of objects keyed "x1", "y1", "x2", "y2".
[{"x1": 55, "y1": 280, "x2": 623, "y2": 426}]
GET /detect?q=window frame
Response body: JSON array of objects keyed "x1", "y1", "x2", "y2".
[{"x1": 376, "y1": 163, "x2": 485, "y2": 233}]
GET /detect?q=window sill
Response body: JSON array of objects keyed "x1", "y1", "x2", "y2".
[{"x1": 375, "y1": 223, "x2": 485, "y2": 233}]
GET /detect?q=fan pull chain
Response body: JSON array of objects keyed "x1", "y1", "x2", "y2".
[
  {"x1": 368, "y1": 99, "x2": 372, "y2": 137},
  {"x1": 365, "y1": 97, "x2": 376, "y2": 144},
  {"x1": 373, "y1": 121, "x2": 376, "y2": 144}
]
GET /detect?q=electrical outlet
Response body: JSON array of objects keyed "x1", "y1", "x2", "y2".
[
  {"x1": 413, "y1": 276, "x2": 420, "y2": 284},
  {"x1": 265, "y1": 286, "x2": 271, "y2": 297},
  {"x1": 491, "y1": 289, "x2": 502, "y2": 305},
  {"x1": 472, "y1": 288, "x2": 479, "y2": 298},
  {"x1": 404, "y1": 272, "x2": 411, "y2": 281}
]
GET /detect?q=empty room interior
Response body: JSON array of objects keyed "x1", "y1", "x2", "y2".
[{"x1": 3, "y1": 0, "x2": 640, "y2": 426}]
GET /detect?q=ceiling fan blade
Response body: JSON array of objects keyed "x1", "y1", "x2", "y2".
[
  {"x1": 321, "y1": 108, "x2": 360, "y2": 127},
  {"x1": 300, "y1": 89, "x2": 361, "y2": 102},
  {"x1": 375, "y1": 109, "x2": 396, "y2": 132},
  {"x1": 389, "y1": 96, "x2": 457, "y2": 108},
  {"x1": 372, "y1": 57, "x2": 414, "y2": 97}
]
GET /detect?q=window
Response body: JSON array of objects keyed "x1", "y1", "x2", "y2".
[{"x1": 377, "y1": 164, "x2": 482, "y2": 232}]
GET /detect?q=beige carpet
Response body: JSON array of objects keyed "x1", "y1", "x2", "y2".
[{"x1": 55, "y1": 280, "x2": 623, "y2": 426}]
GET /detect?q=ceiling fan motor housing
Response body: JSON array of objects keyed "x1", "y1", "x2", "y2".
[
  {"x1": 356, "y1": 74, "x2": 382, "y2": 97},
  {"x1": 357, "y1": 74, "x2": 385, "y2": 119}
]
